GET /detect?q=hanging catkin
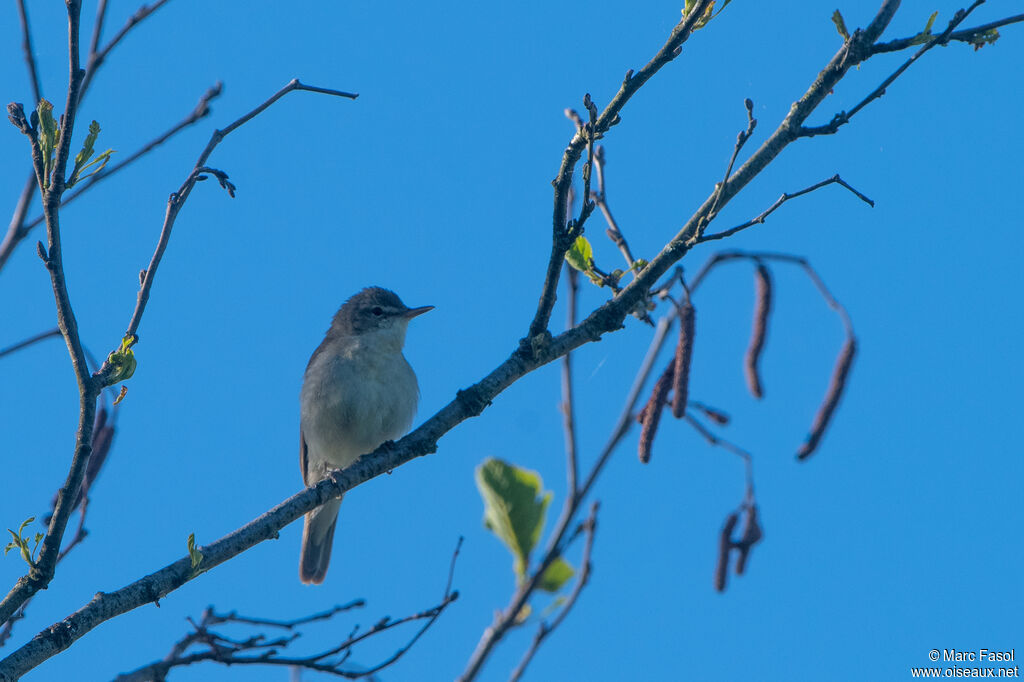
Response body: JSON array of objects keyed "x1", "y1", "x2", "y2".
[
  {"x1": 671, "y1": 300, "x2": 695, "y2": 418},
  {"x1": 744, "y1": 263, "x2": 772, "y2": 399},
  {"x1": 797, "y1": 335, "x2": 856, "y2": 460}
]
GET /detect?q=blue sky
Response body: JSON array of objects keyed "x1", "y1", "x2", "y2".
[{"x1": 1, "y1": 1, "x2": 1021, "y2": 680}]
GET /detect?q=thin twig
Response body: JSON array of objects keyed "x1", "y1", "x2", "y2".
[
  {"x1": 698, "y1": 174, "x2": 873, "y2": 243},
  {"x1": 117, "y1": 79, "x2": 355, "y2": 348},
  {"x1": 509, "y1": 503, "x2": 599, "y2": 682},
  {"x1": 684, "y1": 414, "x2": 754, "y2": 495},
  {"x1": 526, "y1": 0, "x2": 714, "y2": 342},
  {"x1": 20, "y1": 83, "x2": 224, "y2": 234},
  {"x1": 871, "y1": 12, "x2": 1024, "y2": 53},
  {"x1": 78, "y1": 0, "x2": 173, "y2": 104},
  {"x1": 562, "y1": 264, "x2": 580, "y2": 496},
  {"x1": 700, "y1": 97, "x2": 757, "y2": 238},
  {"x1": 86, "y1": 0, "x2": 110, "y2": 65},
  {"x1": 800, "y1": 2, "x2": 986, "y2": 137},
  {"x1": 592, "y1": 146, "x2": 637, "y2": 271},
  {"x1": 0, "y1": 328, "x2": 61, "y2": 359},
  {"x1": 16, "y1": 0, "x2": 43, "y2": 105}
]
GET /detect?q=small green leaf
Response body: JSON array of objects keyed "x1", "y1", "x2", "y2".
[
  {"x1": 923, "y1": 11, "x2": 938, "y2": 34},
  {"x1": 104, "y1": 335, "x2": 137, "y2": 385},
  {"x1": 969, "y1": 28, "x2": 999, "y2": 50},
  {"x1": 475, "y1": 458, "x2": 551, "y2": 579},
  {"x1": 632, "y1": 258, "x2": 648, "y2": 271},
  {"x1": 831, "y1": 10, "x2": 850, "y2": 41},
  {"x1": 36, "y1": 100, "x2": 59, "y2": 189},
  {"x1": 4, "y1": 517, "x2": 41, "y2": 567},
  {"x1": 187, "y1": 532, "x2": 203, "y2": 573},
  {"x1": 565, "y1": 236, "x2": 594, "y2": 274},
  {"x1": 538, "y1": 557, "x2": 575, "y2": 593}
]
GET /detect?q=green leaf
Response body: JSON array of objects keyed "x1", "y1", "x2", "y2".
[
  {"x1": 187, "y1": 532, "x2": 203, "y2": 573},
  {"x1": 831, "y1": 10, "x2": 850, "y2": 41},
  {"x1": 104, "y1": 335, "x2": 137, "y2": 385},
  {"x1": 475, "y1": 458, "x2": 551, "y2": 579},
  {"x1": 632, "y1": 258, "x2": 648, "y2": 271},
  {"x1": 923, "y1": 11, "x2": 938, "y2": 34},
  {"x1": 36, "y1": 100, "x2": 59, "y2": 189},
  {"x1": 71, "y1": 121, "x2": 100, "y2": 174},
  {"x1": 537, "y1": 557, "x2": 575, "y2": 593},
  {"x1": 969, "y1": 28, "x2": 999, "y2": 50},
  {"x1": 4, "y1": 517, "x2": 40, "y2": 567},
  {"x1": 564, "y1": 235, "x2": 594, "y2": 274}
]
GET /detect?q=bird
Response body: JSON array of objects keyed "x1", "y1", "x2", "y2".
[{"x1": 298, "y1": 287, "x2": 432, "y2": 584}]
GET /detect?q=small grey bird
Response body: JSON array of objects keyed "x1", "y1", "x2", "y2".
[{"x1": 299, "y1": 287, "x2": 432, "y2": 584}]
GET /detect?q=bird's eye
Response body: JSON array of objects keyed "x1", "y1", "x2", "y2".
[{"x1": 371, "y1": 306, "x2": 384, "y2": 316}]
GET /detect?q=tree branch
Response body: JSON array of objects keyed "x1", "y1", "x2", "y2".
[
  {"x1": 0, "y1": 328, "x2": 61, "y2": 360},
  {"x1": 113, "y1": 79, "x2": 355, "y2": 353},
  {"x1": 114, "y1": 538, "x2": 458, "y2": 682},
  {"x1": 527, "y1": 0, "x2": 714, "y2": 341},
  {"x1": 508, "y1": 502, "x2": 598, "y2": 682},
  {"x1": 15, "y1": 0, "x2": 43, "y2": 105},
  {"x1": 78, "y1": 0, "x2": 173, "y2": 104},
  {"x1": 697, "y1": 174, "x2": 873, "y2": 244},
  {"x1": 799, "y1": 1, "x2": 985, "y2": 138},
  {"x1": 871, "y1": 11, "x2": 1024, "y2": 54},
  {"x1": 18, "y1": 83, "x2": 223, "y2": 235},
  {"x1": 0, "y1": 0, "x2": 100, "y2": 634},
  {"x1": 0, "y1": 0, "x2": 182, "y2": 275}
]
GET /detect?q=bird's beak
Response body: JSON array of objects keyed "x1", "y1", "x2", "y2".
[{"x1": 403, "y1": 305, "x2": 434, "y2": 319}]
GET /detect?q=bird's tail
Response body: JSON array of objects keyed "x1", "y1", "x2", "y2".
[{"x1": 299, "y1": 497, "x2": 341, "y2": 584}]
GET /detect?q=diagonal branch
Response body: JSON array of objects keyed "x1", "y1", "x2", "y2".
[
  {"x1": 508, "y1": 502, "x2": 599, "y2": 682},
  {"x1": 871, "y1": 11, "x2": 1024, "y2": 53},
  {"x1": 697, "y1": 174, "x2": 873, "y2": 244},
  {"x1": 15, "y1": 0, "x2": 43, "y2": 105},
  {"x1": 78, "y1": 0, "x2": 173, "y2": 105},
  {"x1": 527, "y1": 0, "x2": 714, "y2": 341},
  {"x1": 113, "y1": 79, "x2": 356, "y2": 351},
  {"x1": 800, "y1": 1, "x2": 985, "y2": 138},
  {"x1": 19, "y1": 83, "x2": 224, "y2": 235}
]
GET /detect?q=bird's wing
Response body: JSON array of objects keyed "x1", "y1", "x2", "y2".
[{"x1": 300, "y1": 428, "x2": 312, "y2": 487}]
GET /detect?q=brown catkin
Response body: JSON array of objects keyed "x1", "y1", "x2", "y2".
[
  {"x1": 734, "y1": 505, "x2": 762, "y2": 576},
  {"x1": 638, "y1": 363, "x2": 674, "y2": 464},
  {"x1": 694, "y1": 402, "x2": 730, "y2": 425},
  {"x1": 797, "y1": 335, "x2": 857, "y2": 460},
  {"x1": 714, "y1": 512, "x2": 739, "y2": 593},
  {"x1": 671, "y1": 301, "x2": 695, "y2": 418},
  {"x1": 744, "y1": 263, "x2": 772, "y2": 399}
]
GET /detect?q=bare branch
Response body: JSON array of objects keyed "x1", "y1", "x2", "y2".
[
  {"x1": 872, "y1": 12, "x2": 1024, "y2": 53},
  {"x1": 561, "y1": 264, "x2": 580, "y2": 496},
  {"x1": 592, "y1": 146, "x2": 637, "y2": 271},
  {"x1": 697, "y1": 174, "x2": 873, "y2": 244},
  {"x1": 78, "y1": 0, "x2": 173, "y2": 104},
  {"x1": 15, "y1": 0, "x2": 43, "y2": 105},
  {"x1": 0, "y1": 327, "x2": 61, "y2": 359},
  {"x1": 22, "y1": 83, "x2": 224, "y2": 233},
  {"x1": 115, "y1": 79, "x2": 355, "y2": 353},
  {"x1": 527, "y1": 0, "x2": 714, "y2": 341},
  {"x1": 509, "y1": 503, "x2": 599, "y2": 682},
  {"x1": 116, "y1": 540, "x2": 459, "y2": 681},
  {"x1": 800, "y1": 2, "x2": 986, "y2": 138}
]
